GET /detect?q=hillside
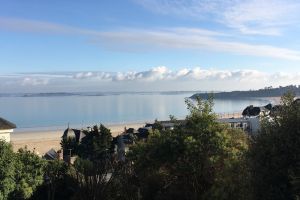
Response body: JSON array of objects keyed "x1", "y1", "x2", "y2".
[{"x1": 191, "y1": 85, "x2": 300, "y2": 99}]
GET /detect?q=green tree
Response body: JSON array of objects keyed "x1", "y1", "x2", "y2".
[
  {"x1": 249, "y1": 93, "x2": 300, "y2": 200},
  {"x1": 11, "y1": 147, "x2": 45, "y2": 199},
  {"x1": 61, "y1": 137, "x2": 79, "y2": 157},
  {"x1": 109, "y1": 161, "x2": 139, "y2": 200},
  {"x1": 78, "y1": 124, "x2": 113, "y2": 160},
  {"x1": 0, "y1": 141, "x2": 16, "y2": 200},
  {"x1": 72, "y1": 157, "x2": 115, "y2": 200},
  {"x1": 128, "y1": 97, "x2": 249, "y2": 200},
  {"x1": 71, "y1": 124, "x2": 115, "y2": 200},
  {"x1": 31, "y1": 160, "x2": 76, "y2": 200},
  {"x1": 45, "y1": 160, "x2": 70, "y2": 200}
]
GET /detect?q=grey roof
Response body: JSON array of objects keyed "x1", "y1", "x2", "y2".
[
  {"x1": 62, "y1": 128, "x2": 82, "y2": 142},
  {"x1": 44, "y1": 148, "x2": 58, "y2": 160},
  {"x1": 217, "y1": 118, "x2": 249, "y2": 123},
  {"x1": 0, "y1": 117, "x2": 16, "y2": 130}
]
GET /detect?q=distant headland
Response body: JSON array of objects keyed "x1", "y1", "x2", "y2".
[{"x1": 191, "y1": 85, "x2": 300, "y2": 99}]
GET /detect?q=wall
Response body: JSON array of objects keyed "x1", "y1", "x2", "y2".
[{"x1": 0, "y1": 129, "x2": 13, "y2": 142}]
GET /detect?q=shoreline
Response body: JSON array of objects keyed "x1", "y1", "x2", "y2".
[
  {"x1": 14, "y1": 120, "x2": 154, "y2": 133},
  {"x1": 11, "y1": 122, "x2": 147, "y2": 155},
  {"x1": 9, "y1": 96, "x2": 281, "y2": 155}
]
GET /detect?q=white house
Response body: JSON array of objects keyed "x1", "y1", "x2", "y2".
[
  {"x1": 0, "y1": 117, "x2": 16, "y2": 142},
  {"x1": 218, "y1": 116, "x2": 261, "y2": 134}
]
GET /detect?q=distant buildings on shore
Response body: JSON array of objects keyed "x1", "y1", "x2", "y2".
[{"x1": 50, "y1": 101, "x2": 283, "y2": 162}]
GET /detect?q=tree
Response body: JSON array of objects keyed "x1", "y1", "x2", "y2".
[
  {"x1": 11, "y1": 147, "x2": 45, "y2": 199},
  {"x1": 0, "y1": 141, "x2": 16, "y2": 200},
  {"x1": 78, "y1": 124, "x2": 113, "y2": 161},
  {"x1": 71, "y1": 124, "x2": 116, "y2": 200},
  {"x1": 44, "y1": 160, "x2": 71, "y2": 200},
  {"x1": 31, "y1": 160, "x2": 77, "y2": 200},
  {"x1": 0, "y1": 142, "x2": 47, "y2": 200},
  {"x1": 249, "y1": 93, "x2": 300, "y2": 200},
  {"x1": 128, "y1": 97, "x2": 249, "y2": 200},
  {"x1": 152, "y1": 119, "x2": 163, "y2": 131},
  {"x1": 61, "y1": 136, "x2": 79, "y2": 157}
]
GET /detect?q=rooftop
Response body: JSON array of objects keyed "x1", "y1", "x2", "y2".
[
  {"x1": 217, "y1": 118, "x2": 249, "y2": 123},
  {"x1": 0, "y1": 117, "x2": 16, "y2": 130}
]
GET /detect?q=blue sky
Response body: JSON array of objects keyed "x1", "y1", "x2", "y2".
[{"x1": 1, "y1": 0, "x2": 300, "y2": 92}]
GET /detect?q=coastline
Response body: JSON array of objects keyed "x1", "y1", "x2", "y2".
[
  {"x1": 9, "y1": 96, "x2": 282, "y2": 155},
  {"x1": 11, "y1": 122, "x2": 146, "y2": 155}
]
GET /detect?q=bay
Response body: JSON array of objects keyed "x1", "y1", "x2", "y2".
[{"x1": 0, "y1": 93, "x2": 272, "y2": 129}]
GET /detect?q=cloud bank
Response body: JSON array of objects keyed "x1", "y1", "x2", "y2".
[{"x1": 1, "y1": 67, "x2": 300, "y2": 92}]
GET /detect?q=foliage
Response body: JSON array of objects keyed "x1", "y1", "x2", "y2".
[
  {"x1": 0, "y1": 142, "x2": 46, "y2": 200},
  {"x1": 45, "y1": 160, "x2": 71, "y2": 200},
  {"x1": 0, "y1": 141, "x2": 16, "y2": 200},
  {"x1": 152, "y1": 119, "x2": 163, "y2": 131},
  {"x1": 128, "y1": 97, "x2": 249, "y2": 200},
  {"x1": 61, "y1": 136, "x2": 79, "y2": 157},
  {"x1": 249, "y1": 93, "x2": 300, "y2": 200},
  {"x1": 109, "y1": 162, "x2": 140, "y2": 200},
  {"x1": 11, "y1": 147, "x2": 46, "y2": 199},
  {"x1": 78, "y1": 124, "x2": 113, "y2": 160},
  {"x1": 30, "y1": 160, "x2": 76, "y2": 200},
  {"x1": 70, "y1": 124, "x2": 115, "y2": 199},
  {"x1": 72, "y1": 157, "x2": 114, "y2": 199}
]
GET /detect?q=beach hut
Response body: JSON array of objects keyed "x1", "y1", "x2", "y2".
[{"x1": 0, "y1": 117, "x2": 16, "y2": 142}]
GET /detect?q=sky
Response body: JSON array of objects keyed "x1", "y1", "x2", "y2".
[{"x1": 1, "y1": 0, "x2": 300, "y2": 92}]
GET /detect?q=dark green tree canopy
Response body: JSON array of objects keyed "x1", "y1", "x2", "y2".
[
  {"x1": 249, "y1": 93, "x2": 300, "y2": 200},
  {"x1": 128, "y1": 97, "x2": 249, "y2": 200}
]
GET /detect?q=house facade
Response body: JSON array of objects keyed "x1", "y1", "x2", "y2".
[{"x1": 0, "y1": 117, "x2": 16, "y2": 142}]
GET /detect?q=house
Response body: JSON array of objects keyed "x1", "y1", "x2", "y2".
[
  {"x1": 137, "y1": 127, "x2": 151, "y2": 139},
  {"x1": 62, "y1": 127, "x2": 85, "y2": 164},
  {"x1": 62, "y1": 127, "x2": 84, "y2": 143},
  {"x1": 217, "y1": 118, "x2": 249, "y2": 131},
  {"x1": 235, "y1": 103, "x2": 275, "y2": 134},
  {"x1": 0, "y1": 117, "x2": 16, "y2": 142},
  {"x1": 217, "y1": 117, "x2": 260, "y2": 134}
]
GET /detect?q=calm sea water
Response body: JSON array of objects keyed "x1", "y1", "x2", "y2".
[{"x1": 0, "y1": 93, "x2": 271, "y2": 129}]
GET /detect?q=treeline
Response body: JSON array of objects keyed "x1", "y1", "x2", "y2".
[
  {"x1": 1, "y1": 94, "x2": 300, "y2": 199},
  {"x1": 191, "y1": 85, "x2": 300, "y2": 99}
]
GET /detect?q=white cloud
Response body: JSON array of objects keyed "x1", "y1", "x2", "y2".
[
  {"x1": 21, "y1": 77, "x2": 49, "y2": 86},
  {"x1": 0, "y1": 67, "x2": 295, "y2": 83},
  {"x1": 134, "y1": 0, "x2": 300, "y2": 35},
  {"x1": 98, "y1": 29, "x2": 300, "y2": 60},
  {"x1": 223, "y1": 0, "x2": 300, "y2": 35},
  {"x1": 73, "y1": 72, "x2": 112, "y2": 80},
  {"x1": 1, "y1": 17, "x2": 300, "y2": 60}
]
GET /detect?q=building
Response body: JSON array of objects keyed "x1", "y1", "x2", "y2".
[
  {"x1": 62, "y1": 127, "x2": 85, "y2": 164},
  {"x1": 0, "y1": 117, "x2": 16, "y2": 142},
  {"x1": 217, "y1": 117, "x2": 260, "y2": 134}
]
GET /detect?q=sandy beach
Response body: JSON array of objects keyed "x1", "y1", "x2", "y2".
[{"x1": 11, "y1": 122, "x2": 146, "y2": 155}]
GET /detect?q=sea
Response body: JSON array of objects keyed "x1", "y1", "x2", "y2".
[{"x1": 0, "y1": 92, "x2": 274, "y2": 130}]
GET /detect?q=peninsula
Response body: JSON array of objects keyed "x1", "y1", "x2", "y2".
[{"x1": 191, "y1": 85, "x2": 300, "y2": 99}]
